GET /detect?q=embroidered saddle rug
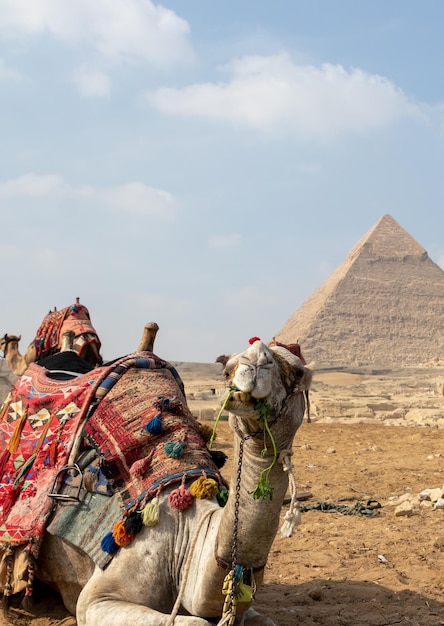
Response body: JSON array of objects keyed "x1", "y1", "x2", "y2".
[
  {"x1": 0, "y1": 363, "x2": 98, "y2": 558},
  {"x1": 0, "y1": 353, "x2": 223, "y2": 595}
]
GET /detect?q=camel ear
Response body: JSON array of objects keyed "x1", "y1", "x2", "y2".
[
  {"x1": 294, "y1": 362, "x2": 314, "y2": 392},
  {"x1": 223, "y1": 353, "x2": 238, "y2": 375}
]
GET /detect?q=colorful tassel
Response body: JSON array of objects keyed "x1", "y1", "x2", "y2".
[
  {"x1": 0, "y1": 406, "x2": 28, "y2": 480},
  {"x1": 189, "y1": 476, "x2": 219, "y2": 499},
  {"x1": 169, "y1": 484, "x2": 194, "y2": 510},
  {"x1": 0, "y1": 485, "x2": 20, "y2": 518},
  {"x1": 0, "y1": 450, "x2": 11, "y2": 482},
  {"x1": 2, "y1": 545, "x2": 14, "y2": 610},
  {"x1": 154, "y1": 396, "x2": 183, "y2": 415},
  {"x1": 47, "y1": 436, "x2": 59, "y2": 467},
  {"x1": 112, "y1": 520, "x2": 135, "y2": 547},
  {"x1": 210, "y1": 450, "x2": 227, "y2": 469},
  {"x1": 131, "y1": 455, "x2": 152, "y2": 477},
  {"x1": 101, "y1": 531, "x2": 119, "y2": 554},
  {"x1": 143, "y1": 414, "x2": 162, "y2": 435},
  {"x1": 20, "y1": 555, "x2": 35, "y2": 610},
  {"x1": 164, "y1": 440, "x2": 184, "y2": 459},
  {"x1": 6, "y1": 408, "x2": 28, "y2": 454},
  {"x1": 140, "y1": 496, "x2": 160, "y2": 527},
  {"x1": 217, "y1": 486, "x2": 229, "y2": 507},
  {"x1": 124, "y1": 511, "x2": 143, "y2": 535}
]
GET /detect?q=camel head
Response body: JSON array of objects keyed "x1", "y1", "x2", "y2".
[
  {"x1": 222, "y1": 337, "x2": 312, "y2": 442},
  {"x1": 0, "y1": 334, "x2": 22, "y2": 357},
  {"x1": 215, "y1": 354, "x2": 230, "y2": 367}
]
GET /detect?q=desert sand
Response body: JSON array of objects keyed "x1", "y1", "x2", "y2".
[{"x1": 2, "y1": 363, "x2": 444, "y2": 625}]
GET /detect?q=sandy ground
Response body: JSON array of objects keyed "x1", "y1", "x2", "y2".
[{"x1": 1, "y1": 365, "x2": 444, "y2": 625}]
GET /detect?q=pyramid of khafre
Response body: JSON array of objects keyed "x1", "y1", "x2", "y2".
[{"x1": 275, "y1": 214, "x2": 444, "y2": 366}]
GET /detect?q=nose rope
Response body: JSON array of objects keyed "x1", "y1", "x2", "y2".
[{"x1": 278, "y1": 449, "x2": 301, "y2": 537}]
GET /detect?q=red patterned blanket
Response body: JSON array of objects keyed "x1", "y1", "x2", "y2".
[
  {"x1": 84, "y1": 366, "x2": 221, "y2": 510},
  {"x1": 0, "y1": 353, "x2": 224, "y2": 601},
  {"x1": 0, "y1": 364, "x2": 98, "y2": 556}
]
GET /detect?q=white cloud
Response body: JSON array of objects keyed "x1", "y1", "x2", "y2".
[
  {"x1": 0, "y1": 173, "x2": 65, "y2": 195},
  {"x1": 208, "y1": 233, "x2": 242, "y2": 249},
  {"x1": 72, "y1": 67, "x2": 111, "y2": 98},
  {"x1": 0, "y1": 0, "x2": 193, "y2": 68},
  {"x1": 0, "y1": 174, "x2": 178, "y2": 219},
  {"x1": 145, "y1": 52, "x2": 424, "y2": 138},
  {"x1": 99, "y1": 182, "x2": 177, "y2": 218}
]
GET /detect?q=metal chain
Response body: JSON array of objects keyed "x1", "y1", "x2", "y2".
[
  {"x1": 231, "y1": 433, "x2": 244, "y2": 572},
  {"x1": 221, "y1": 424, "x2": 249, "y2": 625}
]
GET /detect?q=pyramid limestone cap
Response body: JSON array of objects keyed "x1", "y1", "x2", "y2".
[{"x1": 347, "y1": 214, "x2": 427, "y2": 261}]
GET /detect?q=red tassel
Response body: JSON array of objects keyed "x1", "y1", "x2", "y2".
[
  {"x1": 0, "y1": 449, "x2": 11, "y2": 481},
  {"x1": 47, "y1": 438, "x2": 59, "y2": 467},
  {"x1": 0, "y1": 485, "x2": 20, "y2": 519},
  {"x1": 169, "y1": 484, "x2": 194, "y2": 510},
  {"x1": 131, "y1": 455, "x2": 152, "y2": 477}
]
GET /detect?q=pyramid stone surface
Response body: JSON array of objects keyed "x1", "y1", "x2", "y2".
[{"x1": 276, "y1": 214, "x2": 444, "y2": 366}]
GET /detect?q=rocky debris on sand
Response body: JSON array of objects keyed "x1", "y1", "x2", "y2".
[{"x1": 389, "y1": 485, "x2": 444, "y2": 516}]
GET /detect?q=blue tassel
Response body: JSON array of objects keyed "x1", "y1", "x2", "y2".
[
  {"x1": 144, "y1": 414, "x2": 162, "y2": 435},
  {"x1": 101, "y1": 531, "x2": 119, "y2": 554},
  {"x1": 164, "y1": 440, "x2": 184, "y2": 459}
]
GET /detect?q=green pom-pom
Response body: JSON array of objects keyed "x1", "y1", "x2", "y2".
[
  {"x1": 216, "y1": 486, "x2": 229, "y2": 507},
  {"x1": 164, "y1": 440, "x2": 184, "y2": 459}
]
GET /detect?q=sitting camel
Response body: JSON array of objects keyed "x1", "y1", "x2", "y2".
[{"x1": 0, "y1": 334, "x2": 312, "y2": 626}]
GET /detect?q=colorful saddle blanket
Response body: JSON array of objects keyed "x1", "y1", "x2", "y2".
[
  {"x1": 83, "y1": 365, "x2": 221, "y2": 510},
  {"x1": 0, "y1": 363, "x2": 98, "y2": 558},
  {"x1": 0, "y1": 353, "x2": 222, "y2": 572}
]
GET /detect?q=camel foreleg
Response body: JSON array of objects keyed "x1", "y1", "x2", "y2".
[{"x1": 77, "y1": 595, "x2": 216, "y2": 626}]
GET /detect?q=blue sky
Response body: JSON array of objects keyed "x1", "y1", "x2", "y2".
[{"x1": 1, "y1": 0, "x2": 444, "y2": 363}]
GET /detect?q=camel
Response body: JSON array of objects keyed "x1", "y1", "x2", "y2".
[
  {"x1": 0, "y1": 298, "x2": 104, "y2": 376},
  {"x1": 0, "y1": 331, "x2": 312, "y2": 625}
]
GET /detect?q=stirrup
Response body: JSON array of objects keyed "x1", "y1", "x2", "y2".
[{"x1": 48, "y1": 464, "x2": 83, "y2": 502}]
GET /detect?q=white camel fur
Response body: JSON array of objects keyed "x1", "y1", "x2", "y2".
[{"x1": 34, "y1": 338, "x2": 312, "y2": 626}]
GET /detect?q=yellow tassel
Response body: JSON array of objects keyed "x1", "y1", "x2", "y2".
[
  {"x1": 7, "y1": 407, "x2": 28, "y2": 453},
  {"x1": 189, "y1": 476, "x2": 219, "y2": 499},
  {"x1": 141, "y1": 497, "x2": 160, "y2": 527},
  {"x1": 236, "y1": 582, "x2": 254, "y2": 603},
  {"x1": 112, "y1": 520, "x2": 135, "y2": 547}
]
